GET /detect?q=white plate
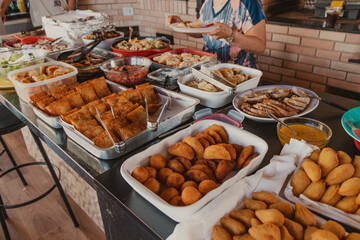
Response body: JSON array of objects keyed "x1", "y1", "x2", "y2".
[
  {"x1": 120, "y1": 120, "x2": 268, "y2": 222},
  {"x1": 233, "y1": 85, "x2": 320, "y2": 122},
  {"x1": 169, "y1": 23, "x2": 217, "y2": 33}
]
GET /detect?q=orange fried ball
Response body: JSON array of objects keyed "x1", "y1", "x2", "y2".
[
  {"x1": 182, "y1": 186, "x2": 202, "y2": 205},
  {"x1": 170, "y1": 196, "x2": 185, "y2": 206},
  {"x1": 181, "y1": 181, "x2": 198, "y2": 192},
  {"x1": 158, "y1": 168, "x2": 173, "y2": 183},
  {"x1": 166, "y1": 172, "x2": 185, "y2": 189},
  {"x1": 149, "y1": 154, "x2": 166, "y2": 169},
  {"x1": 160, "y1": 187, "x2": 180, "y2": 202},
  {"x1": 145, "y1": 167, "x2": 157, "y2": 179},
  {"x1": 131, "y1": 166, "x2": 149, "y2": 183},
  {"x1": 198, "y1": 179, "x2": 218, "y2": 195},
  {"x1": 144, "y1": 178, "x2": 160, "y2": 194}
]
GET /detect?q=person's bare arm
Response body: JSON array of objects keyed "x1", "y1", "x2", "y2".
[
  {"x1": 208, "y1": 20, "x2": 266, "y2": 54},
  {"x1": 67, "y1": 0, "x2": 76, "y2": 10},
  {"x1": 0, "y1": 0, "x2": 12, "y2": 22},
  {"x1": 166, "y1": 15, "x2": 203, "y2": 38}
]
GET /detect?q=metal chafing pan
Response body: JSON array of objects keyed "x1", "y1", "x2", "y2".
[
  {"x1": 58, "y1": 81, "x2": 200, "y2": 160},
  {"x1": 30, "y1": 102, "x2": 62, "y2": 129}
]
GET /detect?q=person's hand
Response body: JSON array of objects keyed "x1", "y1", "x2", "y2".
[
  {"x1": 166, "y1": 15, "x2": 182, "y2": 26},
  {"x1": 0, "y1": 9, "x2": 6, "y2": 23},
  {"x1": 207, "y1": 22, "x2": 233, "y2": 40}
]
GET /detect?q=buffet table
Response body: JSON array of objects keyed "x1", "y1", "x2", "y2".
[{"x1": 0, "y1": 87, "x2": 359, "y2": 239}]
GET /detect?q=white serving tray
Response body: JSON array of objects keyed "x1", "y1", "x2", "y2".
[
  {"x1": 169, "y1": 23, "x2": 217, "y2": 33},
  {"x1": 120, "y1": 120, "x2": 268, "y2": 222}
]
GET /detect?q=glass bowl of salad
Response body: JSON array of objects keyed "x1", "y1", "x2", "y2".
[{"x1": 0, "y1": 48, "x2": 48, "y2": 83}]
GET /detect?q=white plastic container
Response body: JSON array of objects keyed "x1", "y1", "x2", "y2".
[
  {"x1": 8, "y1": 61, "x2": 78, "y2": 103},
  {"x1": 178, "y1": 64, "x2": 262, "y2": 108},
  {"x1": 120, "y1": 120, "x2": 268, "y2": 222}
]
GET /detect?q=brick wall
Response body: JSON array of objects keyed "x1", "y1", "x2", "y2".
[{"x1": 78, "y1": 0, "x2": 360, "y2": 94}]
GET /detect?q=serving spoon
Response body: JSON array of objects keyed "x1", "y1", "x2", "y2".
[{"x1": 265, "y1": 108, "x2": 298, "y2": 135}]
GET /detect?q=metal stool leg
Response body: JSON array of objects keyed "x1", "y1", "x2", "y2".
[
  {"x1": 29, "y1": 130, "x2": 79, "y2": 227},
  {"x1": 0, "y1": 194, "x2": 7, "y2": 219},
  {"x1": 0, "y1": 136, "x2": 27, "y2": 186},
  {"x1": 0, "y1": 194, "x2": 10, "y2": 240}
]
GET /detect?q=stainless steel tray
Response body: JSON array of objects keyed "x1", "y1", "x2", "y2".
[
  {"x1": 30, "y1": 102, "x2": 62, "y2": 129},
  {"x1": 58, "y1": 81, "x2": 200, "y2": 160}
]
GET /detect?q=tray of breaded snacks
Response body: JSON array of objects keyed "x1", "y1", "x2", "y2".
[
  {"x1": 285, "y1": 147, "x2": 360, "y2": 230},
  {"x1": 211, "y1": 191, "x2": 360, "y2": 240},
  {"x1": 53, "y1": 80, "x2": 199, "y2": 159},
  {"x1": 120, "y1": 120, "x2": 268, "y2": 222}
]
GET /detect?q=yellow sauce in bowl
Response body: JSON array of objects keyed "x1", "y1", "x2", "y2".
[{"x1": 278, "y1": 124, "x2": 329, "y2": 148}]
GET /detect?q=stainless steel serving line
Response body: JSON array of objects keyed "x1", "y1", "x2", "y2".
[{"x1": 0, "y1": 87, "x2": 359, "y2": 239}]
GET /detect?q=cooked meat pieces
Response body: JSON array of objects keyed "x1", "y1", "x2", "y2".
[{"x1": 283, "y1": 96, "x2": 310, "y2": 111}]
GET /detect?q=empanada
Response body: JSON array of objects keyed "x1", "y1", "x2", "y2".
[
  {"x1": 203, "y1": 145, "x2": 231, "y2": 160},
  {"x1": 168, "y1": 142, "x2": 194, "y2": 160}
]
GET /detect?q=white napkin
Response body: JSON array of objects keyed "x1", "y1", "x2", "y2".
[
  {"x1": 280, "y1": 138, "x2": 318, "y2": 165},
  {"x1": 167, "y1": 151, "x2": 297, "y2": 240}
]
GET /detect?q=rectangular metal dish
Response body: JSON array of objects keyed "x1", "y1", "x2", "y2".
[
  {"x1": 58, "y1": 81, "x2": 200, "y2": 160},
  {"x1": 30, "y1": 102, "x2": 62, "y2": 129}
]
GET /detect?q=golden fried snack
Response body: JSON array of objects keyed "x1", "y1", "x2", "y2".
[
  {"x1": 190, "y1": 164, "x2": 216, "y2": 181},
  {"x1": 74, "y1": 119, "x2": 99, "y2": 133},
  {"x1": 232, "y1": 144, "x2": 244, "y2": 158},
  {"x1": 203, "y1": 145, "x2": 231, "y2": 160},
  {"x1": 337, "y1": 150, "x2": 352, "y2": 165},
  {"x1": 30, "y1": 91, "x2": 49, "y2": 103},
  {"x1": 145, "y1": 167, "x2": 156, "y2": 179},
  {"x1": 36, "y1": 96, "x2": 55, "y2": 111},
  {"x1": 157, "y1": 168, "x2": 173, "y2": 183},
  {"x1": 45, "y1": 104, "x2": 57, "y2": 116},
  {"x1": 92, "y1": 131, "x2": 117, "y2": 149},
  {"x1": 136, "y1": 83, "x2": 157, "y2": 104},
  {"x1": 131, "y1": 166, "x2": 149, "y2": 183},
  {"x1": 160, "y1": 187, "x2": 180, "y2": 202},
  {"x1": 197, "y1": 137, "x2": 210, "y2": 149},
  {"x1": 126, "y1": 105, "x2": 147, "y2": 126},
  {"x1": 167, "y1": 159, "x2": 185, "y2": 173},
  {"x1": 198, "y1": 179, "x2": 217, "y2": 195},
  {"x1": 284, "y1": 218, "x2": 303, "y2": 240},
  {"x1": 195, "y1": 132, "x2": 215, "y2": 145},
  {"x1": 83, "y1": 125, "x2": 104, "y2": 140},
  {"x1": 320, "y1": 220, "x2": 345, "y2": 239},
  {"x1": 255, "y1": 209, "x2": 284, "y2": 226},
  {"x1": 326, "y1": 163, "x2": 355, "y2": 185},
  {"x1": 309, "y1": 149, "x2": 320, "y2": 162},
  {"x1": 242, "y1": 153, "x2": 259, "y2": 169},
  {"x1": 118, "y1": 122, "x2": 145, "y2": 140},
  {"x1": 182, "y1": 136, "x2": 204, "y2": 159},
  {"x1": 335, "y1": 196, "x2": 358, "y2": 213},
  {"x1": 248, "y1": 223, "x2": 281, "y2": 240},
  {"x1": 167, "y1": 142, "x2": 194, "y2": 160},
  {"x1": 49, "y1": 85, "x2": 69, "y2": 99},
  {"x1": 182, "y1": 186, "x2": 202, "y2": 205},
  {"x1": 88, "y1": 77, "x2": 111, "y2": 98},
  {"x1": 303, "y1": 180, "x2": 326, "y2": 201},
  {"x1": 318, "y1": 147, "x2": 339, "y2": 177},
  {"x1": 143, "y1": 178, "x2": 160, "y2": 194},
  {"x1": 166, "y1": 172, "x2": 185, "y2": 189},
  {"x1": 149, "y1": 154, "x2": 166, "y2": 170},
  {"x1": 346, "y1": 233, "x2": 360, "y2": 240},
  {"x1": 60, "y1": 108, "x2": 78, "y2": 123},
  {"x1": 354, "y1": 208, "x2": 360, "y2": 215},
  {"x1": 176, "y1": 157, "x2": 192, "y2": 170},
  {"x1": 320, "y1": 184, "x2": 341, "y2": 206},
  {"x1": 250, "y1": 218, "x2": 261, "y2": 227},
  {"x1": 280, "y1": 226, "x2": 293, "y2": 240},
  {"x1": 68, "y1": 108, "x2": 92, "y2": 125},
  {"x1": 181, "y1": 181, "x2": 197, "y2": 192},
  {"x1": 354, "y1": 156, "x2": 360, "y2": 177},
  {"x1": 311, "y1": 229, "x2": 339, "y2": 240},
  {"x1": 212, "y1": 225, "x2": 232, "y2": 240},
  {"x1": 215, "y1": 160, "x2": 235, "y2": 183},
  {"x1": 301, "y1": 158, "x2": 322, "y2": 182},
  {"x1": 203, "y1": 128, "x2": 222, "y2": 143},
  {"x1": 304, "y1": 226, "x2": 318, "y2": 240},
  {"x1": 294, "y1": 202, "x2": 316, "y2": 227},
  {"x1": 218, "y1": 143, "x2": 237, "y2": 160},
  {"x1": 233, "y1": 234, "x2": 255, "y2": 240},
  {"x1": 220, "y1": 217, "x2": 246, "y2": 235},
  {"x1": 244, "y1": 199, "x2": 267, "y2": 211},
  {"x1": 50, "y1": 97, "x2": 72, "y2": 116},
  {"x1": 237, "y1": 145, "x2": 253, "y2": 169},
  {"x1": 81, "y1": 99, "x2": 102, "y2": 112},
  {"x1": 357, "y1": 192, "x2": 360, "y2": 205},
  {"x1": 66, "y1": 92, "x2": 85, "y2": 109},
  {"x1": 339, "y1": 177, "x2": 360, "y2": 196},
  {"x1": 169, "y1": 195, "x2": 184, "y2": 206},
  {"x1": 209, "y1": 124, "x2": 228, "y2": 142},
  {"x1": 269, "y1": 201, "x2": 294, "y2": 219},
  {"x1": 229, "y1": 209, "x2": 255, "y2": 228},
  {"x1": 194, "y1": 159, "x2": 217, "y2": 172},
  {"x1": 76, "y1": 82, "x2": 98, "y2": 103},
  {"x1": 185, "y1": 169, "x2": 209, "y2": 183},
  {"x1": 291, "y1": 169, "x2": 311, "y2": 196},
  {"x1": 252, "y1": 192, "x2": 277, "y2": 205}
]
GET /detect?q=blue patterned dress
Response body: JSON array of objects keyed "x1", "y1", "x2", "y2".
[{"x1": 200, "y1": 0, "x2": 266, "y2": 68}]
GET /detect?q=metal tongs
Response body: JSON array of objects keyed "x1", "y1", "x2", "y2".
[
  {"x1": 145, "y1": 92, "x2": 170, "y2": 131},
  {"x1": 95, "y1": 107, "x2": 125, "y2": 153}
]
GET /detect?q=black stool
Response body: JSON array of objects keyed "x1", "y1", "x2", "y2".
[{"x1": 0, "y1": 104, "x2": 79, "y2": 239}]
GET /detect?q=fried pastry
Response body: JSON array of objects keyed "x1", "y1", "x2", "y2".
[
  {"x1": 303, "y1": 180, "x2": 326, "y2": 201},
  {"x1": 255, "y1": 209, "x2": 284, "y2": 226},
  {"x1": 326, "y1": 163, "x2": 355, "y2": 185},
  {"x1": 66, "y1": 92, "x2": 85, "y2": 108},
  {"x1": 136, "y1": 82, "x2": 157, "y2": 104},
  {"x1": 203, "y1": 145, "x2": 231, "y2": 160},
  {"x1": 157, "y1": 168, "x2": 173, "y2": 183},
  {"x1": 185, "y1": 169, "x2": 209, "y2": 183},
  {"x1": 209, "y1": 124, "x2": 228, "y2": 142},
  {"x1": 301, "y1": 158, "x2": 322, "y2": 182},
  {"x1": 167, "y1": 159, "x2": 185, "y2": 173},
  {"x1": 335, "y1": 196, "x2": 358, "y2": 213},
  {"x1": 88, "y1": 77, "x2": 111, "y2": 98},
  {"x1": 320, "y1": 184, "x2": 341, "y2": 206},
  {"x1": 181, "y1": 186, "x2": 202, "y2": 205},
  {"x1": 143, "y1": 177, "x2": 161, "y2": 194},
  {"x1": 212, "y1": 225, "x2": 232, "y2": 240},
  {"x1": 337, "y1": 150, "x2": 352, "y2": 165},
  {"x1": 190, "y1": 164, "x2": 216, "y2": 181},
  {"x1": 311, "y1": 229, "x2": 339, "y2": 240},
  {"x1": 166, "y1": 172, "x2": 185, "y2": 189},
  {"x1": 119, "y1": 122, "x2": 144, "y2": 140},
  {"x1": 338, "y1": 177, "x2": 360, "y2": 196},
  {"x1": 168, "y1": 142, "x2": 194, "y2": 160},
  {"x1": 321, "y1": 220, "x2": 346, "y2": 239},
  {"x1": 318, "y1": 147, "x2": 339, "y2": 177},
  {"x1": 60, "y1": 108, "x2": 78, "y2": 123},
  {"x1": 203, "y1": 128, "x2": 222, "y2": 143},
  {"x1": 160, "y1": 187, "x2": 179, "y2": 202},
  {"x1": 81, "y1": 99, "x2": 102, "y2": 112},
  {"x1": 248, "y1": 223, "x2": 281, "y2": 240},
  {"x1": 309, "y1": 149, "x2": 320, "y2": 162},
  {"x1": 304, "y1": 226, "x2": 318, "y2": 240},
  {"x1": 220, "y1": 217, "x2": 246, "y2": 236},
  {"x1": 284, "y1": 218, "x2": 303, "y2": 240},
  {"x1": 218, "y1": 143, "x2": 237, "y2": 160},
  {"x1": 195, "y1": 132, "x2": 215, "y2": 145},
  {"x1": 294, "y1": 202, "x2": 316, "y2": 227},
  {"x1": 215, "y1": 160, "x2": 235, "y2": 182},
  {"x1": 92, "y1": 130, "x2": 119, "y2": 148},
  {"x1": 49, "y1": 97, "x2": 72, "y2": 116},
  {"x1": 242, "y1": 153, "x2": 259, "y2": 169},
  {"x1": 280, "y1": 226, "x2": 293, "y2": 240},
  {"x1": 252, "y1": 192, "x2": 277, "y2": 205},
  {"x1": 244, "y1": 198, "x2": 267, "y2": 211},
  {"x1": 269, "y1": 201, "x2": 294, "y2": 219},
  {"x1": 198, "y1": 179, "x2": 217, "y2": 195},
  {"x1": 354, "y1": 156, "x2": 360, "y2": 177},
  {"x1": 76, "y1": 82, "x2": 98, "y2": 103},
  {"x1": 30, "y1": 91, "x2": 49, "y2": 103},
  {"x1": 126, "y1": 105, "x2": 147, "y2": 126},
  {"x1": 176, "y1": 157, "x2": 192, "y2": 170},
  {"x1": 291, "y1": 169, "x2": 311, "y2": 196},
  {"x1": 182, "y1": 136, "x2": 204, "y2": 159},
  {"x1": 74, "y1": 119, "x2": 99, "y2": 133},
  {"x1": 68, "y1": 108, "x2": 92, "y2": 125},
  {"x1": 149, "y1": 154, "x2": 166, "y2": 169},
  {"x1": 131, "y1": 166, "x2": 149, "y2": 183},
  {"x1": 49, "y1": 85, "x2": 69, "y2": 99},
  {"x1": 229, "y1": 209, "x2": 255, "y2": 228},
  {"x1": 145, "y1": 167, "x2": 156, "y2": 179},
  {"x1": 36, "y1": 96, "x2": 55, "y2": 111},
  {"x1": 83, "y1": 125, "x2": 104, "y2": 139},
  {"x1": 194, "y1": 159, "x2": 217, "y2": 172},
  {"x1": 237, "y1": 145, "x2": 253, "y2": 169}
]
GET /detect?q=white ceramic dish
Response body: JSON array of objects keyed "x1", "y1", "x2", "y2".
[
  {"x1": 120, "y1": 120, "x2": 268, "y2": 222},
  {"x1": 169, "y1": 23, "x2": 217, "y2": 33},
  {"x1": 233, "y1": 85, "x2": 320, "y2": 122}
]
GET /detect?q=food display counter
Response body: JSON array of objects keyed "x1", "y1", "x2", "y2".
[{"x1": 1, "y1": 85, "x2": 359, "y2": 239}]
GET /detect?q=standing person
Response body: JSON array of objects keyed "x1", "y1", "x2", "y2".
[
  {"x1": 167, "y1": 0, "x2": 266, "y2": 69},
  {"x1": 29, "y1": 0, "x2": 77, "y2": 27},
  {"x1": 0, "y1": 0, "x2": 11, "y2": 35}
]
